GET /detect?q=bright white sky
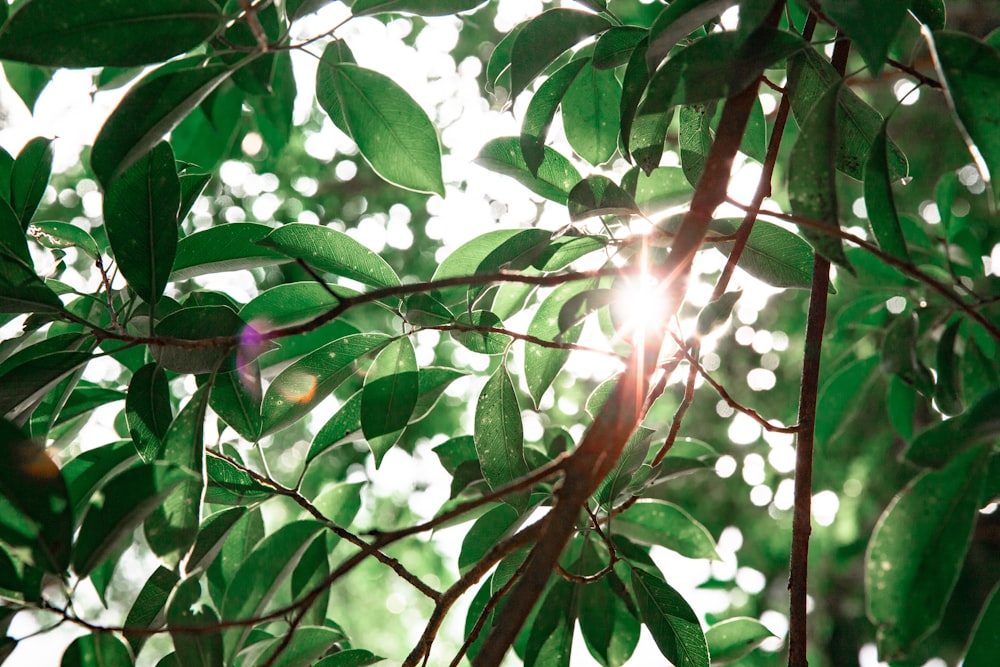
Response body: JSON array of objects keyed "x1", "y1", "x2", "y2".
[{"x1": 0, "y1": 2, "x2": 856, "y2": 665}]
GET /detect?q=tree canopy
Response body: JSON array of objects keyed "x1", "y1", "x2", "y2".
[{"x1": 0, "y1": 0, "x2": 998, "y2": 666}]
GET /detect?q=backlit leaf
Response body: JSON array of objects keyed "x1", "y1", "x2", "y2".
[
  {"x1": 562, "y1": 59, "x2": 621, "y2": 166},
  {"x1": 171, "y1": 223, "x2": 288, "y2": 281},
  {"x1": 476, "y1": 137, "x2": 581, "y2": 203},
  {"x1": 646, "y1": 0, "x2": 736, "y2": 69},
  {"x1": 521, "y1": 58, "x2": 589, "y2": 176},
  {"x1": 593, "y1": 26, "x2": 648, "y2": 69},
  {"x1": 474, "y1": 364, "x2": 528, "y2": 511},
  {"x1": 316, "y1": 62, "x2": 444, "y2": 195},
  {"x1": 509, "y1": 9, "x2": 611, "y2": 101},
  {"x1": 525, "y1": 280, "x2": 594, "y2": 407},
  {"x1": 352, "y1": 0, "x2": 486, "y2": 16},
  {"x1": 361, "y1": 337, "x2": 418, "y2": 466},
  {"x1": 27, "y1": 221, "x2": 99, "y2": 259},
  {"x1": 615, "y1": 500, "x2": 719, "y2": 560},
  {"x1": 258, "y1": 223, "x2": 401, "y2": 289},
  {"x1": 261, "y1": 333, "x2": 390, "y2": 436},
  {"x1": 704, "y1": 617, "x2": 775, "y2": 664},
  {"x1": 710, "y1": 217, "x2": 816, "y2": 289}
]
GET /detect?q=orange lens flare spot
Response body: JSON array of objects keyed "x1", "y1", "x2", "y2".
[{"x1": 278, "y1": 371, "x2": 318, "y2": 403}]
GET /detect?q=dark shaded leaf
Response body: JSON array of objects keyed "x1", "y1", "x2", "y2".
[
  {"x1": 474, "y1": 364, "x2": 528, "y2": 511},
  {"x1": 205, "y1": 455, "x2": 272, "y2": 506},
  {"x1": 124, "y1": 565, "x2": 180, "y2": 652},
  {"x1": 632, "y1": 567, "x2": 710, "y2": 667},
  {"x1": 352, "y1": 0, "x2": 486, "y2": 16},
  {"x1": 906, "y1": 389, "x2": 1000, "y2": 468},
  {"x1": 91, "y1": 61, "x2": 233, "y2": 186},
  {"x1": 524, "y1": 578, "x2": 576, "y2": 666},
  {"x1": 0, "y1": 0, "x2": 223, "y2": 68},
  {"x1": 646, "y1": 0, "x2": 736, "y2": 69},
  {"x1": 167, "y1": 575, "x2": 222, "y2": 666},
  {"x1": 964, "y1": 583, "x2": 1000, "y2": 667},
  {"x1": 62, "y1": 439, "x2": 138, "y2": 522},
  {"x1": 126, "y1": 363, "x2": 173, "y2": 463},
  {"x1": 103, "y1": 142, "x2": 180, "y2": 304},
  {"x1": 867, "y1": 446, "x2": 990, "y2": 659},
  {"x1": 821, "y1": 0, "x2": 909, "y2": 75},
  {"x1": 593, "y1": 26, "x2": 648, "y2": 69},
  {"x1": 863, "y1": 122, "x2": 911, "y2": 261},
  {"x1": 61, "y1": 634, "x2": 132, "y2": 667},
  {"x1": 10, "y1": 137, "x2": 52, "y2": 227}
]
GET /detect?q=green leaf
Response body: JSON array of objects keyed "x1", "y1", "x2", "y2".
[
  {"x1": 525, "y1": 280, "x2": 594, "y2": 407},
  {"x1": 72, "y1": 462, "x2": 193, "y2": 577},
  {"x1": 816, "y1": 356, "x2": 879, "y2": 449},
  {"x1": 61, "y1": 634, "x2": 132, "y2": 667},
  {"x1": 458, "y1": 503, "x2": 519, "y2": 575},
  {"x1": 183, "y1": 505, "x2": 248, "y2": 577},
  {"x1": 144, "y1": 385, "x2": 212, "y2": 566},
  {"x1": 910, "y1": 0, "x2": 946, "y2": 30},
  {"x1": 243, "y1": 627, "x2": 346, "y2": 667},
  {"x1": 210, "y1": 367, "x2": 262, "y2": 442},
  {"x1": 627, "y1": 167, "x2": 693, "y2": 216},
  {"x1": 261, "y1": 333, "x2": 390, "y2": 436},
  {"x1": 308, "y1": 391, "x2": 364, "y2": 464},
  {"x1": 509, "y1": 9, "x2": 611, "y2": 100},
  {"x1": 62, "y1": 439, "x2": 138, "y2": 523},
  {"x1": 167, "y1": 575, "x2": 223, "y2": 667},
  {"x1": 524, "y1": 577, "x2": 576, "y2": 666},
  {"x1": 0, "y1": 418, "x2": 72, "y2": 573},
  {"x1": 521, "y1": 58, "x2": 589, "y2": 176},
  {"x1": 578, "y1": 555, "x2": 640, "y2": 667},
  {"x1": 103, "y1": 142, "x2": 180, "y2": 305},
  {"x1": 594, "y1": 26, "x2": 648, "y2": 70},
  {"x1": 452, "y1": 310, "x2": 512, "y2": 355},
  {"x1": 619, "y1": 38, "x2": 651, "y2": 164},
  {"x1": 929, "y1": 31, "x2": 1000, "y2": 197},
  {"x1": 221, "y1": 520, "x2": 325, "y2": 659},
  {"x1": 258, "y1": 223, "x2": 401, "y2": 288},
  {"x1": 476, "y1": 137, "x2": 582, "y2": 203},
  {"x1": 291, "y1": 535, "x2": 330, "y2": 627},
  {"x1": 933, "y1": 318, "x2": 964, "y2": 416},
  {"x1": 906, "y1": 389, "x2": 1000, "y2": 468},
  {"x1": 152, "y1": 305, "x2": 245, "y2": 375},
  {"x1": 863, "y1": 122, "x2": 911, "y2": 262},
  {"x1": 646, "y1": 0, "x2": 737, "y2": 69},
  {"x1": 352, "y1": 0, "x2": 486, "y2": 16},
  {"x1": 787, "y1": 47, "x2": 908, "y2": 181},
  {"x1": 0, "y1": 0, "x2": 223, "y2": 67},
  {"x1": 315, "y1": 649, "x2": 384, "y2": 666},
  {"x1": 567, "y1": 176, "x2": 640, "y2": 222},
  {"x1": 695, "y1": 290, "x2": 741, "y2": 336},
  {"x1": 10, "y1": 137, "x2": 52, "y2": 227},
  {"x1": 91, "y1": 61, "x2": 234, "y2": 186},
  {"x1": 205, "y1": 455, "x2": 272, "y2": 506},
  {"x1": 704, "y1": 617, "x2": 775, "y2": 664},
  {"x1": 787, "y1": 80, "x2": 851, "y2": 268},
  {"x1": 474, "y1": 364, "x2": 528, "y2": 511},
  {"x1": 432, "y1": 228, "x2": 551, "y2": 283},
  {"x1": 632, "y1": 567, "x2": 710, "y2": 667},
  {"x1": 562, "y1": 59, "x2": 621, "y2": 166},
  {"x1": 679, "y1": 104, "x2": 716, "y2": 188},
  {"x1": 0, "y1": 246, "x2": 64, "y2": 313},
  {"x1": 964, "y1": 583, "x2": 1000, "y2": 667},
  {"x1": 27, "y1": 221, "x2": 100, "y2": 259},
  {"x1": 171, "y1": 223, "x2": 289, "y2": 281},
  {"x1": 880, "y1": 313, "x2": 934, "y2": 396},
  {"x1": 0, "y1": 200, "x2": 29, "y2": 263},
  {"x1": 126, "y1": 363, "x2": 172, "y2": 463},
  {"x1": 865, "y1": 446, "x2": 990, "y2": 660},
  {"x1": 124, "y1": 565, "x2": 180, "y2": 652},
  {"x1": 316, "y1": 62, "x2": 444, "y2": 195},
  {"x1": 2, "y1": 62, "x2": 52, "y2": 112},
  {"x1": 821, "y1": 0, "x2": 909, "y2": 75},
  {"x1": 361, "y1": 337, "x2": 418, "y2": 466},
  {"x1": 615, "y1": 500, "x2": 719, "y2": 560},
  {"x1": 0, "y1": 349, "x2": 92, "y2": 423}
]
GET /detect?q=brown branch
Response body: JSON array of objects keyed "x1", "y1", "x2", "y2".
[
  {"x1": 788, "y1": 26, "x2": 843, "y2": 667},
  {"x1": 472, "y1": 8, "x2": 784, "y2": 659}
]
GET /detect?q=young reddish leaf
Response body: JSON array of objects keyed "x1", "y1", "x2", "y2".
[
  {"x1": 866, "y1": 446, "x2": 990, "y2": 660},
  {"x1": 361, "y1": 337, "x2": 419, "y2": 466},
  {"x1": 103, "y1": 142, "x2": 180, "y2": 305},
  {"x1": 0, "y1": 0, "x2": 224, "y2": 68},
  {"x1": 474, "y1": 364, "x2": 529, "y2": 511},
  {"x1": 10, "y1": 137, "x2": 52, "y2": 227}
]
